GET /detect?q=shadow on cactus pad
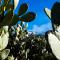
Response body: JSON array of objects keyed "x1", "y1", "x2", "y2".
[{"x1": 0, "y1": 0, "x2": 36, "y2": 27}]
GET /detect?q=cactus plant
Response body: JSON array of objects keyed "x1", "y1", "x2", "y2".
[
  {"x1": 7, "y1": 55, "x2": 14, "y2": 60},
  {"x1": 0, "y1": 26, "x2": 9, "y2": 51},
  {"x1": 0, "y1": 49, "x2": 10, "y2": 60},
  {"x1": 0, "y1": 0, "x2": 36, "y2": 27},
  {"x1": 0, "y1": 0, "x2": 36, "y2": 60}
]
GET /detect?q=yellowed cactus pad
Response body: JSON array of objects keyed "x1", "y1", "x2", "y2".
[{"x1": 44, "y1": 8, "x2": 51, "y2": 19}]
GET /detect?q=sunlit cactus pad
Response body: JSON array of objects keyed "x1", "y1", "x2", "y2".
[{"x1": 0, "y1": 0, "x2": 36, "y2": 27}]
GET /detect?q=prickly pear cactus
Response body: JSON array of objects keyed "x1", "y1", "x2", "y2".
[
  {"x1": 0, "y1": 0, "x2": 36, "y2": 27},
  {"x1": 0, "y1": 0, "x2": 36, "y2": 47},
  {"x1": 0, "y1": 49, "x2": 10, "y2": 60},
  {"x1": 0, "y1": 0, "x2": 36, "y2": 60},
  {"x1": 0, "y1": 26, "x2": 9, "y2": 51}
]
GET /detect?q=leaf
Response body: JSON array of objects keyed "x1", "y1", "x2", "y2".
[
  {"x1": 0, "y1": 0, "x2": 10, "y2": 10},
  {"x1": 8, "y1": 55, "x2": 14, "y2": 60},
  {"x1": 0, "y1": 0, "x2": 2, "y2": 5},
  {"x1": 6, "y1": 4, "x2": 14, "y2": 10},
  {"x1": 0, "y1": 0, "x2": 1, "y2": 2},
  {"x1": 0, "y1": 49, "x2": 10, "y2": 60},
  {"x1": 10, "y1": 14, "x2": 19, "y2": 25},
  {"x1": 18, "y1": 3, "x2": 28, "y2": 16},
  {"x1": 14, "y1": 0, "x2": 19, "y2": 9},
  {"x1": 0, "y1": 13, "x2": 4, "y2": 23},
  {"x1": 19, "y1": 12, "x2": 36, "y2": 22},
  {"x1": 4, "y1": 0, "x2": 11, "y2": 3},
  {"x1": 0, "y1": 10, "x2": 13, "y2": 26},
  {"x1": 44, "y1": 8, "x2": 51, "y2": 19},
  {"x1": 3, "y1": 0, "x2": 14, "y2": 11},
  {"x1": 0, "y1": 5, "x2": 4, "y2": 13},
  {"x1": 6, "y1": 0, "x2": 14, "y2": 11},
  {"x1": 4, "y1": 0, "x2": 11, "y2": 6},
  {"x1": 0, "y1": 27, "x2": 9, "y2": 50}
]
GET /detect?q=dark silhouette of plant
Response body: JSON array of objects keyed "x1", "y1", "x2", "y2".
[{"x1": 0, "y1": 0, "x2": 36, "y2": 27}]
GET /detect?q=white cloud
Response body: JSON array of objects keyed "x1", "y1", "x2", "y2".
[{"x1": 32, "y1": 22, "x2": 52, "y2": 34}]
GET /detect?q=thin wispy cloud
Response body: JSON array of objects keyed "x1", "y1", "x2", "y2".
[{"x1": 31, "y1": 22, "x2": 52, "y2": 34}]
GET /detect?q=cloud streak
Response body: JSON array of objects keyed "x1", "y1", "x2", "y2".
[{"x1": 32, "y1": 22, "x2": 52, "y2": 34}]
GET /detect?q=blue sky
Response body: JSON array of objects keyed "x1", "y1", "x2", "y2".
[
  {"x1": 2, "y1": 0, "x2": 60, "y2": 34},
  {"x1": 14, "y1": 0, "x2": 60, "y2": 34}
]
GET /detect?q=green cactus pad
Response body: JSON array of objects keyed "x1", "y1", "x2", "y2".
[
  {"x1": 18, "y1": 3, "x2": 28, "y2": 16},
  {"x1": 0, "y1": 10, "x2": 13, "y2": 26},
  {"x1": 19, "y1": 12, "x2": 36, "y2": 22}
]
